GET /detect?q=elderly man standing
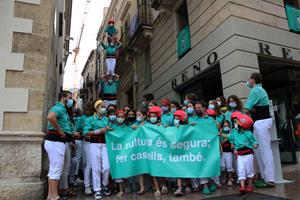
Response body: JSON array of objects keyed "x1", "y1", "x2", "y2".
[{"x1": 244, "y1": 72, "x2": 275, "y2": 187}]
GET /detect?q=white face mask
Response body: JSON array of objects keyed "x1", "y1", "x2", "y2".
[
  {"x1": 98, "y1": 107, "x2": 106, "y2": 114},
  {"x1": 174, "y1": 119, "x2": 180, "y2": 126},
  {"x1": 217, "y1": 101, "x2": 221, "y2": 106}
]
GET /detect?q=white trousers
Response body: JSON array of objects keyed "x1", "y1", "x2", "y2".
[
  {"x1": 59, "y1": 142, "x2": 71, "y2": 189},
  {"x1": 83, "y1": 141, "x2": 92, "y2": 188},
  {"x1": 253, "y1": 118, "x2": 275, "y2": 182},
  {"x1": 237, "y1": 154, "x2": 254, "y2": 180},
  {"x1": 221, "y1": 152, "x2": 234, "y2": 172},
  {"x1": 75, "y1": 140, "x2": 83, "y2": 175},
  {"x1": 104, "y1": 100, "x2": 117, "y2": 108},
  {"x1": 105, "y1": 58, "x2": 116, "y2": 75},
  {"x1": 90, "y1": 143, "x2": 110, "y2": 192},
  {"x1": 44, "y1": 140, "x2": 65, "y2": 180},
  {"x1": 200, "y1": 176, "x2": 220, "y2": 185}
]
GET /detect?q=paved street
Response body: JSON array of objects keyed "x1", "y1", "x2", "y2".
[{"x1": 68, "y1": 164, "x2": 300, "y2": 200}]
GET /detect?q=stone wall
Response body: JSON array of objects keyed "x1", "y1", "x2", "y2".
[{"x1": 0, "y1": 0, "x2": 58, "y2": 199}]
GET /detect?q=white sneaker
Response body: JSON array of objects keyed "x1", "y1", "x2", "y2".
[
  {"x1": 85, "y1": 187, "x2": 93, "y2": 195},
  {"x1": 95, "y1": 191, "x2": 102, "y2": 199},
  {"x1": 154, "y1": 190, "x2": 161, "y2": 197},
  {"x1": 161, "y1": 186, "x2": 168, "y2": 194}
]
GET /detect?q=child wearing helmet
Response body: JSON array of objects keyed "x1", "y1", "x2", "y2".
[
  {"x1": 220, "y1": 120, "x2": 234, "y2": 186},
  {"x1": 104, "y1": 18, "x2": 118, "y2": 42},
  {"x1": 219, "y1": 114, "x2": 258, "y2": 194},
  {"x1": 138, "y1": 106, "x2": 161, "y2": 197},
  {"x1": 172, "y1": 110, "x2": 190, "y2": 197},
  {"x1": 190, "y1": 101, "x2": 220, "y2": 195}
]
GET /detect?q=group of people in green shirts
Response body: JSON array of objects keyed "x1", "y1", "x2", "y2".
[{"x1": 44, "y1": 72, "x2": 276, "y2": 200}]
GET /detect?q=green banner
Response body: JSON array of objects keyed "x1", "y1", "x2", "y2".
[
  {"x1": 285, "y1": 4, "x2": 300, "y2": 32},
  {"x1": 106, "y1": 122, "x2": 220, "y2": 179}
]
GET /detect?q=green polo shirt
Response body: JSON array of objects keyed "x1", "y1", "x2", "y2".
[
  {"x1": 189, "y1": 115, "x2": 215, "y2": 124},
  {"x1": 216, "y1": 114, "x2": 225, "y2": 125},
  {"x1": 74, "y1": 116, "x2": 84, "y2": 133},
  {"x1": 104, "y1": 26, "x2": 117, "y2": 36},
  {"x1": 47, "y1": 102, "x2": 71, "y2": 134},
  {"x1": 245, "y1": 84, "x2": 269, "y2": 110},
  {"x1": 82, "y1": 115, "x2": 109, "y2": 136},
  {"x1": 161, "y1": 112, "x2": 174, "y2": 126},
  {"x1": 100, "y1": 80, "x2": 120, "y2": 95},
  {"x1": 227, "y1": 129, "x2": 258, "y2": 150},
  {"x1": 100, "y1": 42, "x2": 122, "y2": 56}
]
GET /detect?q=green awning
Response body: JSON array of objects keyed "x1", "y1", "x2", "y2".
[{"x1": 285, "y1": 4, "x2": 300, "y2": 32}]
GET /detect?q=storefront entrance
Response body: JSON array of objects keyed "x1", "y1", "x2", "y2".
[
  {"x1": 259, "y1": 56, "x2": 300, "y2": 164},
  {"x1": 176, "y1": 63, "x2": 223, "y2": 103}
]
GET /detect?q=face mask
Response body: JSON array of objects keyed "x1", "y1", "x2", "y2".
[
  {"x1": 110, "y1": 43, "x2": 115, "y2": 47},
  {"x1": 108, "y1": 79, "x2": 113, "y2": 84},
  {"x1": 127, "y1": 116, "x2": 135, "y2": 122},
  {"x1": 187, "y1": 107, "x2": 194, "y2": 115},
  {"x1": 246, "y1": 81, "x2": 252, "y2": 89},
  {"x1": 208, "y1": 104, "x2": 215, "y2": 110},
  {"x1": 174, "y1": 119, "x2": 180, "y2": 126},
  {"x1": 66, "y1": 99, "x2": 74, "y2": 108},
  {"x1": 150, "y1": 117, "x2": 157, "y2": 124},
  {"x1": 117, "y1": 117, "x2": 124, "y2": 124},
  {"x1": 98, "y1": 107, "x2": 106, "y2": 114},
  {"x1": 161, "y1": 106, "x2": 169, "y2": 113},
  {"x1": 234, "y1": 123, "x2": 238, "y2": 129},
  {"x1": 109, "y1": 23, "x2": 114, "y2": 27},
  {"x1": 171, "y1": 108, "x2": 177, "y2": 113},
  {"x1": 195, "y1": 110, "x2": 201, "y2": 115},
  {"x1": 229, "y1": 102, "x2": 237, "y2": 108},
  {"x1": 136, "y1": 117, "x2": 143, "y2": 122},
  {"x1": 109, "y1": 115, "x2": 116, "y2": 121},
  {"x1": 223, "y1": 127, "x2": 230, "y2": 133},
  {"x1": 217, "y1": 101, "x2": 221, "y2": 106},
  {"x1": 184, "y1": 100, "x2": 189, "y2": 106}
]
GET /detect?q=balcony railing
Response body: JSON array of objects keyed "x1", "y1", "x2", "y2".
[{"x1": 124, "y1": 0, "x2": 153, "y2": 49}]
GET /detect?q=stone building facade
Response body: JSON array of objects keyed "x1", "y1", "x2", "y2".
[
  {"x1": 81, "y1": 49, "x2": 98, "y2": 107},
  {"x1": 0, "y1": 0, "x2": 72, "y2": 199},
  {"x1": 96, "y1": 0, "x2": 300, "y2": 165}
]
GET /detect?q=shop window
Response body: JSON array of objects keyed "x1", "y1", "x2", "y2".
[
  {"x1": 59, "y1": 63, "x2": 62, "y2": 75},
  {"x1": 284, "y1": 0, "x2": 300, "y2": 33},
  {"x1": 127, "y1": 86, "x2": 134, "y2": 107},
  {"x1": 58, "y1": 12, "x2": 63, "y2": 37},
  {"x1": 176, "y1": 0, "x2": 191, "y2": 58},
  {"x1": 144, "y1": 46, "x2": 152, "y2": 87}
]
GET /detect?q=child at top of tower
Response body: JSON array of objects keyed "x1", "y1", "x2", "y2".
[{"x1": 104, "y1": 18, "x2": 118, "y2": 42}]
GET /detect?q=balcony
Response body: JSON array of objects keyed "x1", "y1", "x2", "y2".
[
  {"x1": 151, "y1": 0, "x2": 173, "y2": 13},
  {"x1": 124, "y1": 0, "x2": 153, "y2": 51}
]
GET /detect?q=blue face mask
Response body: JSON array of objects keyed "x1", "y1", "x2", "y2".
[
  {"x1": 184, "y1": 100, "x2": 189, "y2": 106},
  {"x1": 66, "y1": 99, "x2": 73, "y2": 108},
  {"x1": 109, "y1": 115, "x2": 116, "y2": 121},
  {"x1": 223, "y1": 127, "x2": 230, "y2": 133},
  {"x1": 208, "y1": 104, "x2": 215, "y2": 110},
  {"x1": 171, "y1": 108, "x2": 177, "y2": 113},
  {"x1": 161, "y1": 106, "x2": 169, "y2": 113},
  {"x1": 187, "y1": 107, "x2": 194, "y2": 115},
  {"x1": 229, "y1": 102, "x2": 237, "y2": 108},
  {"x1": 150, "y1": 117, "x2": 157, "y2": 124}
]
